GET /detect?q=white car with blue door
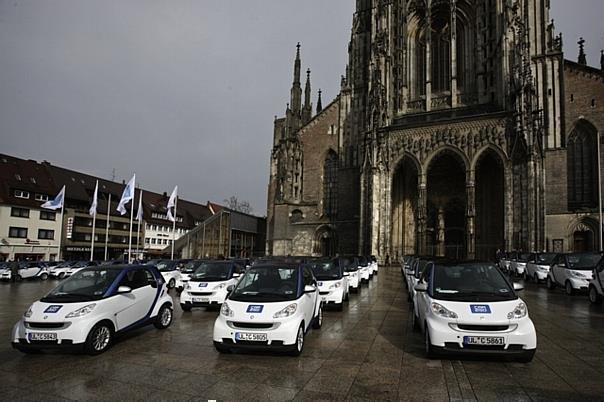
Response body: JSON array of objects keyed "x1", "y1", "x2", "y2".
[
  {"x1": 307, "y1": 258, "x2": 349, "y2": 311},
  {"x1": 11, "y1": 264, "x2": 173, "y2": 355},
  {"x1": 213, "y1": 263, "x2": 322, "y2": 356},
  {"x1": 413, "y1": 261, "x2": 537, "y2": 362},
  {"x1": 180, "y1": 261, "x2": 244, "y2": 311},
  {"x1": 64, "y1": 261, "x2": 99, "y2": 277},
  {"x1": 547, "y1": 252, "x2": 601, "y2": 295}
]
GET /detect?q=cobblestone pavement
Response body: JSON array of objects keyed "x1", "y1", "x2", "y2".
[{"x1": 1, "y1": 267, "x2": 603, "y2": 401}]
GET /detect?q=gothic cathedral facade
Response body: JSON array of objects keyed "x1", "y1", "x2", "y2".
[{"x1": 267, "y1": 0, "x2": 604, "y2": 262}]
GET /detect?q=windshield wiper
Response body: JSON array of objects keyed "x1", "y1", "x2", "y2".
[{"x1": 48, "y1": 292, "x2": 94, "y2": 298}]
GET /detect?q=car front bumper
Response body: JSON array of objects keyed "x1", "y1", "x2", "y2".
[
  {"x1": 319, "y1": 287, "x2": 345, "y2": 304},
  {"x1": 180, "y1": 289, "x2": 228, "y2": 307},
  {"x1": 11, "y1": 317, "x2": 97, "y2": 350},
  {"x1": 213, "y1": 315, "x2": 302, "y2": 350},
  {"x1": 569, "y1": 278, "x2": 590, "y2": 290}
]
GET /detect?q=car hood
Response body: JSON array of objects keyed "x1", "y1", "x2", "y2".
[
  {"x1": 225, "y1": 299, "x2": 299, "y2": 321},
  {"x1": 436, "y1": 298, "x2": 524, "y2": 323},
  {"x1": 189, "y1": 280, "x2": 230, "y2": 290},
  {"x1": 25, "y1": 300, "x2": 97, "y2": 323}
]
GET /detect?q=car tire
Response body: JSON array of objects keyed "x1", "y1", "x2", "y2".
[
  {"x1": 84, "y1": 322, "x2": 113, "y2": 355},
  {"x1": 39, "y1": 273, "x2": 48, "y2": 281},
  {"x1": 351, "y1": 286, "x2": 359, "y2": 294},
  {"x1": 180, "y1": 303, "x2": 192, "y2": 312},
  {"x1": 290, "y1": 324, "x2": 305, "y2": 356},
  {"x1": 424, "y1": 327, "x2": 435, "y2": 358},
  {"x1": 411, "y1": 310, "x2": 419, "y2": 332},
  {"x1": 312, "y1": 305, "x2": 323, "y2": 329},
  {"x1": 16, "y1": 274, "x2": 22, "y2": 281},
  {"x1": 589, "y1": 286, "x2": 602, "y2": 304},
  {"x1": 153, "y1": 304, "x2": 173, "y2": 329},
  {"x1": 517, "y1": 349, "x2": 536, "y2": 363},
  {"x1": 213, "y1": 341, "x2": 231, "y2": 354},
  {"x1": 344, "y1": 291, "x2": 349, "y2": 302},
  {"x1": 336, "y1": 302, "x2": 344, "y2": 311},
  {"x1": 168, "y1": 279, "x2": 175, "y2": 289},
  {"x1": 533, "y1": 274, "x2": 540, "y2": 284},
  {"x1": 565, "y1": 281, "x2": 574, "y2": 296},
  {"x1": 58, "y1": 273, "x2": 65, "y2": 279},
  {"x1": 546, "y1": 276, "x2": 556, "y2": 290}
]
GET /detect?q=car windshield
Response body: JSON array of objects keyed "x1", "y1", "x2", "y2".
[
  {"x1": 536, "y1": 253, "x2": 557, "y2": 264},
  {"x1": 567, "y1": 253, "x2": 601, "y2": 270},
  {"x1": 156, "y1": 261, "x2": 175, "y2": 272},
  {"x1": 518, "y1": 253, "x2": 531, "y2": 262},
  {"x1": 190, "y1": 263, "x2": 231, "y2": 281},
  {"x1": 341, "y1": 257, "x2": 358, "y2": 272},
  {"x1": 415, "y1": 260, "x2": 429, "y2": 277},
  {"x1": 229, "y1": 266, "x2": 298, "y2": 302},
  {"x1": 41, "y1": 268, "x2": 121, "y2": 303},
  {"x1": 358, "y1": 257, "x2": 368, "y2": 267},
  {"x1": 57, "y1": 262, "x2": 73, "y2": 268},
  {"x1": 431, "y1": 263, "x2": 516, "y2": 302},
  {"x1": 72, "y1": 261, "x2": 90, "y2": 268},
  {"x1": 182, "y1": 261, "x2": 203, "y2": 273},
  {"x1": 308, "y1": 260, "x2": 341, "y2": 280}
]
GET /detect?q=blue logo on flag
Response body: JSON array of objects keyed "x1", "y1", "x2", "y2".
[
  {"x1": 44, "y1": 305, "x2": 63, "y2": 313},
  {"x1": 246, "y1": 305, "x2": 264, "y2": 313},
  {"x1": 470, "y1": 305, "x2": 491, "y2": 314},
  {"x1": 198, "y1": 283, "x2": 208, "y2": 288}
]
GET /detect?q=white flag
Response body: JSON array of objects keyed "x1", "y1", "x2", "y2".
[
  {"x1": 117, "y1": 174, "x2": 136, "y2": 215},
  {"x1": 89, "y1": 180, "x2": 99, "y2": 217},
  {"x1": 41, "y1": 186, "x2": 65, "y2": 210},
  {"x1": 167, "y1": 186, "x2": 178, "y2": 222},
  {"x1": 135, "y1": 190, "x2": 144, "y2": 222}
]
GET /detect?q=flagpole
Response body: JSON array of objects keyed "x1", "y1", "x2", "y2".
[
  {"x1": 135, "y1": 190, "x2": 143, "y2": 261},
  {"x1": 90, "y1": 208, "x2": 96, "y2": 262},
  {"x1": 128, "y1": 195, "x2": 134, "y2": 264},
  {"x1": 171, "y1": 196, "x2": 178, "y2": 260},
  {"x1": 58, "y1": 200, "x2": 65, "y2": 261},
  {"x1": 104, "y1": 194, "x2": 111, "y2": 261}
]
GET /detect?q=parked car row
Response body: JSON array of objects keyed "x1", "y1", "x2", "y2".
[
  {"x1": 10, "y1": 255, "x2": 379, "y2": 357},
  {"x1": 498, "y1": 251, "x2": 604, "y2": 303},
  {"x1": 401, "y1": 255, "x2": 537, "y2": 362}
]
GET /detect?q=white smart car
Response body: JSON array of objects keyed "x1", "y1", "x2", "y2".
[
  {"x1": 547, "y1": 252, "x2": 601, "y2": 295},
  {"x1": 154, "y1": 260, "x2": 182, "y2": 289},
  {"x1": 413, "y1": 261, "x2": 536, "y2": 362},
  {"x1": 588, "y1": 257, "x2": 604, "y2": 304},
  {"x1": 12, "y1": 264, "x2": 173, "y2": 355},
  {"x1": 1, "y1": 261, "x2": 49, "y2": 281},
  {"x1": 177, "y1": 260, "x2": 205, "y2": 290},
  {"x1": 525, "y1": 253, "x2": 557, "y2": 283},
  {"x1": 180, "y1": 261, "x2": 244, "y2": 311},
  {"x1": 341, "y1": 256, "x2": 360, "y2": 293},
  {"x1": 369, "y1": 256, "x2": 379, "y2": 276},
  {"x1": 49, "y1": 261, "x2": 76, "y2": 279},
  {"x1": 511, "y1": 253, "x2": 531, "y2": 277},
  {"x1": 307, "y1": 257, "x2": 349, "y2": 311},
  {"x1": 357, "y1": 256, "x2": 371, "y2": 283},
  {"x1": 213, "y1": 263, "x2": 322, "y2": 356},
  {"x1": 64, "y1": 261, "x2": 99, "y2": 277}
]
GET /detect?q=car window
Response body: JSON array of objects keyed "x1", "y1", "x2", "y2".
[
  {"x1": 432, "y1": 263, "x2": 516, "y2": 302},
  {"x1": 420, "y1": 263, "x2": 433, "y2": 284},
  {"x1": 567, "y1": 253, "x2": 601, "y2": 270},
  {"x1": 42, "y1": 268, "x2": 121, "y2": 302},
  {"x1": 229, "y1": 266, "x2": 298, "y2": 302},
  {"x1": 303, "y1": 267, "x2": 314, "y2": 286},
  {"x1": 119, "y1": 269, "x2": 151, "y2": 290}
]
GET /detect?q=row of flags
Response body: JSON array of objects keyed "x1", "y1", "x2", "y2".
[
  {"x1": 40, "y1": 174, "x2": 179, "y2": 261},
  {"x1": 41, "y1": 174, "x2": 179, "y2": 222}
]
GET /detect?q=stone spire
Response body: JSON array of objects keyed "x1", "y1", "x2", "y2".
[
  {"x1": 578, "y1": 37, "x2": 587, "y2": 65},
  {"x1": 302, "y1": 68, "x2": 312, "y2": 124},
  {"x1": 290, "y1": 43, "x2": 302, "y2": 117},
  {"x1": 316, "y1": 89, "x2": 323, "y2": 114}
]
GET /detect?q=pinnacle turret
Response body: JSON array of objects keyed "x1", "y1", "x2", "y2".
[
  {"x1": 316, "y1": 89, "x2": 323, "y2": 114},
  {"x1": 302, "y1": 68, "x2": 312, "y2": 124}
]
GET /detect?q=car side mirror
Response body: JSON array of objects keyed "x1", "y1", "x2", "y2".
[
  {"x1": 232, "y1": 272, "x2": 240, "y2": 278},
  {"x1": 226, "y1": 285, "x2": 235, "y2": 293},
  {"x1": 414, "y1": 283, "x2": 428, "y2": 293},
  {"x1": 343, "y1": 272, "x2": 350, "y2": 277},
  {"x1": 117, "y1": 286, "x2": 132, "y2": 294},
  {"x1": 513, "y1": 283, "x2": 524, "y2": 291},
  {"x1": 304, "y1": 285, "x2": 316, "y2": 293}
]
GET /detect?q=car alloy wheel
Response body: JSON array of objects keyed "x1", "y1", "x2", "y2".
[
  {"x1": 86, "y1": 324, "x2": 112, "y2": 354},
  {"x1": 154, "y1": 304, "x2": 173, "y2": 329},
  {"x1": 589, "y1": 286, "x2": 601, "y2": 304},
  {"x1": 40, "y1": 273, "x2": 48, "y2": 281},
  {"x1": 297, "y1": 326, "x2": 304, "y2": 351},
  {"x1": 168, "y1": 279, "x2": 175, "y2": 289},
  {"x1": 58, "y1": 273, "x2": 65, "y2": 279},
  {"x1": 565, "y1": 281, "x2": 574, "y2": 296}
]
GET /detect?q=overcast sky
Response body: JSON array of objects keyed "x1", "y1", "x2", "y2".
[{"x1": 1, "y1": 1, "x2": 602, "y2": 214}]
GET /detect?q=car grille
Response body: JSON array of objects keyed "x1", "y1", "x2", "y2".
[
  {"x1": 230, "y1": 322, "x2": 273, "y2": 329},
  {"x1": 319, "y1": 291, "x2": 330, "y2": 295},
  {"x1": 18, "y1": 339, "x2": 73, "y2": 346},
  {"x1": 190, "y1": 292, "x2": 213, "y2": 296},
  {"x1": 457, "y1": 324, "x2": 509, "y2": 332},
  {"x1": 25, "y1": 322, "x2": 67, "y2": 329}
]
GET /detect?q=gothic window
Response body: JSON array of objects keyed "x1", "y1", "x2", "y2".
[
  {"x1": 290, "y1": 209, "x2": 304, "y2": 223},
  {"x1": 323, "y1": 151, "x2": 338, "y2": 218},
  {"x1": 431, "y1": 13, "x2": 451, "y2": 93},
  {"x1": 567, "y1": 121, "x2": 598, "y2": 210}
]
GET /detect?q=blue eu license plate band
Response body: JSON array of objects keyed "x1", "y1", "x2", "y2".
[{"x1": 470, "y1": 305, "x2": 491, "y2": 314}]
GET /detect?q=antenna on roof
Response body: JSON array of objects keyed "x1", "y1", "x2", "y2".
[{"x1": 111, "y1": 168, "x2": 116, "y2": 182}]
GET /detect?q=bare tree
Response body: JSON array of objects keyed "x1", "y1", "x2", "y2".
[{"x1": 224, "y1": 196, "x2": 253, "y2": 214}]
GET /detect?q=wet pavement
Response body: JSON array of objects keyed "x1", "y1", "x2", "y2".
[{"x1": 1, "y1": 267, "x2": 603, "y2": 401}]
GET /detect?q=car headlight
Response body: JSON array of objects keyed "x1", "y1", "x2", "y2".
[
  {"x1": 537, "y1": 265, "x2": 549, "y2": 272},
  {"x1": 569, "y1": 271, "x2": 586, "y2": 279},
  {"x1": 507, "y1": 302, "x2": 527, "y2": 319},
  {"x1": 273, "y1": 303, "x2": 297, "y2": 318},
  {"x1": 430, "y1": 302, "x2": 458, "y2": 319},
  {"x1": 24, "y1": 306, "x2": 33, "y2": 318},
  {"x1": 220, "y1": 302, "x2": 234, "y2": 317},
  {"x1": 65, "y1": 304, "x2": 96, "y2": 318},
  {"x1": 329, "y1": 282, "x2": 341, "y2": 289},
  {"x1": 216, "y1": 283, "x2": 227, "y2": 290}
]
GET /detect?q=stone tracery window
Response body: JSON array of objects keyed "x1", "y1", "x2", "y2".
[
  {"x1": 567, "y1": 121, "x2": 598, "y2": 210},
  {"x1": 323, "y1": 151, "x2": 338, "y2": 218}
]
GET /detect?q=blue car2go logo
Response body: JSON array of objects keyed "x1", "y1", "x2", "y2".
[
  {"x1": 44, "y1": 305, "x2": 63, "y2": 313},
  {"x1": 470, "y1": 305, "x2": 491, "y2": 314},
  {"x1": 246, "y1": 305, "x2": 264, "y2": 313}
]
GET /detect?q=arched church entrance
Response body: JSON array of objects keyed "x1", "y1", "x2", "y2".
[
  {"x1": 391, "y1": 157, "x2": 419, "y2": 259},
  {"x1": 475, "y1": 149, "x2": 505, "y2": 260},
  {"x1": 426, "y1": 151, "x2": 467, "y2": 259},
  {"x1": 314, "y1": 226, "x2": 337, "y2": 257}
]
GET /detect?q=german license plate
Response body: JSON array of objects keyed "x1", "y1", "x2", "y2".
[
  {"x1": 192, "y1": 297, "x2": 209, "y2": 303},
  {"x1": 235, "y1": 332, "x2": 267, "y2": 342},
  {"x1": 28, "y1": 332, "x2": 57, "y2": 341},
  {"x1": 463, "y1": 336, "x2": 504, "y2": 346}
]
